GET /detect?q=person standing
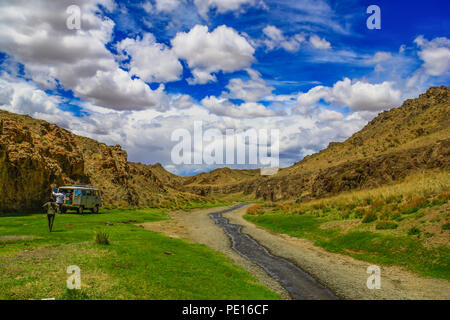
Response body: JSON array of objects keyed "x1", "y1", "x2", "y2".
[
  {"x1": 52, "y1": 190, "x2": 65, "y2": 213},
  {"x1": 42, "y1": 201, "x2": 56, "y2": 232}
]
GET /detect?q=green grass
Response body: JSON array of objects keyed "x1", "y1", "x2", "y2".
[
  {"x1": 244, "y1": 212, "x2": 450, "y2": 280},
  {"x1": 103, "y1": 199, "x2": 232, "y2": 211},
  {"x1": 375, "y1": 221, "x2": 398, "y2": 230},
  {"x1": 0, "y1": 209, "x2": 280, "y2": 300}
]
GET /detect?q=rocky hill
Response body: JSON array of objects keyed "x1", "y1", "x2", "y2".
[
  {"x1": 0, "y1": 111, "x2": 198, "y2": 212},
  {"x1": 177, "y1": 86, "x2": 450, "y2": 201},
  {"x1": 1, "y1": 86, "x2": 449, "y2": 212}
]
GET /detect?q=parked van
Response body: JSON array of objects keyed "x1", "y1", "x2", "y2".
[{"x1": 57, "y1": 185, "x2": 102, "y2": 214}]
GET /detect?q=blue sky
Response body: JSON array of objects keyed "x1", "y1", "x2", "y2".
[{"x1": 0, "y1": 0, "x2": 449, "y2": 175}]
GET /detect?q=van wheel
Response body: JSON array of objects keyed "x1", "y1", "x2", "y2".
[
  {"x1": 91, "y1": 206, "x2": 99, "y2": 214},
  {"x1": 77, "y1": 206, "x2": 84, "y2": 214}
]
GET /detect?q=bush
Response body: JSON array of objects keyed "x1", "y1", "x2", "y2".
[
  {"x1": 246, "y1": 204, "x2": 265, "y2": 215},
  {"x1": 95, "y1": 230, "x2": 110, "y2": 245},
  {"x1": 362, "y1": 211, "x2": 378, "y2": 223},
  {"x1": 119, "y1": 201, "x2": 129, "y2": 209},
  {"x1": 442, "y1": 223, "x2": 450, "y2": 231},
  {"x1": 407, "y1": 226, "x2": 421, "y2": 236},
  {"x1": 376, "y1": 221, "x2": 398, "y2": 230}
]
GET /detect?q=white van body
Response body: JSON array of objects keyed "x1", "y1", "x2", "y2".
[{"x1": 57, "y1": 185, "x2": 102, "y2": 214}]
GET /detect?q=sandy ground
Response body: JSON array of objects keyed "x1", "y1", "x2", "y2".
[{"x1": 142, "y1": 205, "x2": 450, "y2": 300}]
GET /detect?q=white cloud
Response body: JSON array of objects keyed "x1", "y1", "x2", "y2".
[
  {"x1": 154, "y1": 0, "x2": 181, "y2": 13},
  {"x1": 297, "y1": 85, "x2": 329, "y2": 108},
  {"x1": 171, "y1": 25, "x2": 255, "y2": 84},
  {"x1": 0, "y1": 74, "x2": 375, "y2": 173},
  {"x1": 414, "y1": 35, "x2": 450, "y2": 76},
  {"x1": 0, "y1": 76, "x2": 61, "y2": 118},
  {"x1": 199, "y1": 68, "x2": 277, "y2": 117},
  {"x1": 259, "y1": 26, "x2": 331, "y2": 53},
  {"x1": 369, "y1": 51, "x2": 392, "y2": 63},
  {"x1": 0, "y1": 0, "x2": 166, "y2": 111},
  {"x1": 297, "y1": 78, "x2": 402, "y2": 111},
  {"x1": 170, "y1": 94, "x2": 195, "y2": 109},
  {"x1": 201, "y1": 96, "x2": 277, "y2": 118},
  {"x1": 194, "y1": 0, "x2": 265, "y2": 19},
  {"x1": 223, "y1": 69, "x2": 274, "y2": 102},
  {"x1": 309, "y1": 34, "x2": 331, "y2": 50},
  {"x1": 74, "y1": 69, "x2": 167, "y2": 111},
  {"x1": 117, "y1": 33, "x2": 183, "y2": 83},
  {"x1": 318, "y1": 109, "x2": 344, "y2": 121},
  {"x1": 262, "y1": 25, "x2": 305, "y2": 52},
  {"x1": 331, "y1": 78, "x2": 401, "y2": 111}
]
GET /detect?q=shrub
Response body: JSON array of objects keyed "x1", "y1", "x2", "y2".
[
  {"x1": 353, "y1": 208, "x2": 365, "y2": 219},
  {"x1": 119, "y1": 201, "x2": 129, "y2": 209},
  {"x1": 437, "y1": 190, "x2": 450, "y2": 202},
  {"x1": 375, "y1": 221, "x2": 398, "y2": 230},
  {"x1": 407, "y1": 226, "x2": 421, "y2": 236},
  {"x1": 246, "y1": 204, "x2": 265, "y2": 215},
  {"x1": 400, "y1": 196, "x2": 427, "y2": 214},
  {"x1": 442, "y1": 223, "x2": 450, "y2": 231},
  {"x1": 95, "y1": 230, "x2": 110, "y2": 245},
  {"x1": 362, "y1": 211, "x2": 378, "y2": 223}
]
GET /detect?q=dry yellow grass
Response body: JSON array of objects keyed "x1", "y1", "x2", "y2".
[{"x1": 297, "y1": 170, "x2": 449, "y2": 210}]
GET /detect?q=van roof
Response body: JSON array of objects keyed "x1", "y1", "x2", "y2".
[{"x1": 59, "y1": 185, "x2": 99, "y2": 191}]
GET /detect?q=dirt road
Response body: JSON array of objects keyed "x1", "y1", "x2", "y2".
[{"x1": 142, "y1": 204, "x2": 450, "y2": 300}]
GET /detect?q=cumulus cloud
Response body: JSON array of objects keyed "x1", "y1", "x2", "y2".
[
  {"x1": 317, "y1": 109, "x2": 344, "y2": 121},
  {"x1": 171, "y1": 25, "x2": 255, "y2": 84},
  {"x1": 309, "y1": 34, "x2": 331, "y2": 50},
  {"x1": 0, "y1": 74, "x2": 375, "y2": 174},
  {"x1": 74, "y1": 69, "x2": 167, "y2": 111},
  {"x1": 0, "y1": 0, "x2": 167, "y2": 111},
  {"x1": 0, "y1": 0, "x2": 429, "y2": 175},
  {"x1": 223, "y1": 69, "x2": 274, "y2": 102},
  {"x1": 198, "y1": 68, "x2": 277, "y2": 118},
  {"x1": 0, "y1": 76, "x2": 61, "y2": 118},
  {"x1": 117, "y1": 33, "x2": 183, "y2": 83},
  {"x1": 297, "y1": 78, "x2": 402, "y2": 111},
  {"x1": 201, "y1": 96, "x2": 277, "y2": 118},
  {"x1": 414, "y1": 35, "x2": 450, "y2": 76}
]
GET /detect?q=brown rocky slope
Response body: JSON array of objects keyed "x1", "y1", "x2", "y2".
[{"x1": 0, "y1": 111, "x2": 198, "y2": 212}]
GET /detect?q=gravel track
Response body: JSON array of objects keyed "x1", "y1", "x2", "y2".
[{"x1": 142, "y1": 204, "x2": 450, "y2": 300}]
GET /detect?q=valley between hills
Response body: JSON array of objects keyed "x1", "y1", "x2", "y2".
[{"x1": 0, "y1": 86, "x2": 448, "y2": 299}]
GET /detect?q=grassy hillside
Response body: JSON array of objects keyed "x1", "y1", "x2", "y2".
[
  {"x1": 245, "y1": 170, "x2": 450, "y2": 279},
  {"x1": 0, "y1": 208, "x2": 280, "y2": 300},
  {"x1": 286, "y1": 85, "x2": 450, "y2": 173}
]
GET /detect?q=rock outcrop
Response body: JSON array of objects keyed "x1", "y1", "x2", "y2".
[{"x1": 0, "y1": 111, "x2": 188, "y2": 212}]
